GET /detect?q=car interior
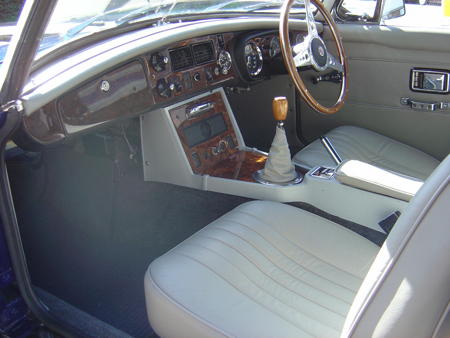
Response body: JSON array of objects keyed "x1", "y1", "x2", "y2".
[{"x1": 3, "y1": 0, "x2": 450, "y2": 337}]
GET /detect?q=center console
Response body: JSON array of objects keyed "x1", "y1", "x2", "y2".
[
  {"x1": 140, "y1": 88, "x2": 408, "y2": 233},
  {"x1": 145, "y1": 89, "x2": 269, "y2": 183}
]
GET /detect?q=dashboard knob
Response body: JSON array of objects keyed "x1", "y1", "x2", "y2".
[
  {"x1": 156, "y1": 78, "x2": 172, "y2": 98},
  {"x1": 151, "y1": 52, "x2": 168, "y2": 72},
  {"x1": 217, "y1": 139, "x2": 227, "y2": 153},
  {"x1": 169, "y1": 77, "x2": 183, "y2": 93},
  {"x1": 193, "y1": 72, "x2": 201, "y2": 82}
]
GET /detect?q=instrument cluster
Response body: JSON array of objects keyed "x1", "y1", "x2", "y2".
[
  {"x1": 148, "y1": 33, "x2": 236, "y2": 103},
  {"x1": 234, "y1": 31, "x2": 307, "y2": 82}
]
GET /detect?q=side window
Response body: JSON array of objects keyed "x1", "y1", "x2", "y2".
[
  {"x1": 337, "y1": 0, "x2": 450, "y2": 27},
  {"x1": 385, "y1": 0, "x2": 450, "y2": 27},
  {"x1": 0, "y1": 0, "x2": 25, "y2": 67},
  {"x1": 337, "y1": 0, "x2": 379, "y2": 22}
]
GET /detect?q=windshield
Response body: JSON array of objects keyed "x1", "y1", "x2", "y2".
[{"x1": 33, "y1": 0, "x2": 307, "y2": 61}]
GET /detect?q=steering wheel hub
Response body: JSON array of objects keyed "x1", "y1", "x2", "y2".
[{"x1": 311, "y1": 37, "x2": 328, "y2": 71}]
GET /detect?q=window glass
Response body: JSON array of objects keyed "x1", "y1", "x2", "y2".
[
  {"x1": 384, "y1": 0, "x2": 450, "y2": 27},
  {"x1": 0, "y1": 0, "x2": 25, "y2": 67},
  {"x1": 337, "y1": 0, "x2": 378, "y2": 22}
]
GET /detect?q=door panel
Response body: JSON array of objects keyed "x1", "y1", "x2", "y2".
[{"x1": 299, "y1": 24, "x2": 450, "y2": 160}]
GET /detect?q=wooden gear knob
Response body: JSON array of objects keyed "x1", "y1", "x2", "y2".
[{"x1": 272, "y1": 97, "x2": 288, "y2": 121}]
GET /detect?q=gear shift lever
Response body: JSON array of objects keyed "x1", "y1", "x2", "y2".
[
  {"x1": 273, "y1": 96, "x2": 288, "y2": 127},
  {"x1": 253, "y1": 97, "x2": 302, "y2": 185}
]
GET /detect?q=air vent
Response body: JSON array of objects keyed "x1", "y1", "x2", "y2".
[
  {"x1": 170, "y1": 46, "x2": 194, "y2": 71},
  {"x1": 192, "y1": 42, "x2": 215, "y2": 65}
]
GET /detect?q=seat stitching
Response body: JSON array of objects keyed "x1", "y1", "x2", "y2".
[
  {"x1": 331, "y1": 129, "x2": 433, "y2": 178},
  {"x1": 147, "y1": 269, "x2": 233, "y2": 338},
  {"x1": 173, "y1": 249, "x2": 338, "y2": 336},
  {"x1": 330, "y1": 130, "x2": 376, "y2": 161},
  {"x1": 194, "y1": 234, "x2": 349, "y2": 319},
  {"x1": 170, "y1": 251, "x2": 317, "y2": 337},
  {"x1": 222, "y1": 213, "x2": 362, "y2": 283},
  {"x1": 226, "y1": 211, "x2": 363, "y2": 281},
  {"x1": 208, "y1": 226, "x2": 355, "y2": 304}
]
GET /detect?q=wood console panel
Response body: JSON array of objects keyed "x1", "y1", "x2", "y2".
[
  {"x1": 206, "y1": 151, "x2": 268, "y2": 182},
  {"x1": 169, "y1": 91, "x2": 239, "y2": 174}
]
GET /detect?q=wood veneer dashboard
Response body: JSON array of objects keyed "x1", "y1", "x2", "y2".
[
  {"x1": 20, "y1": 29, "x2": 305, "y2": 147},
  {"x1": 21, "y1": 33, "x2": 237, "y2": 146}
]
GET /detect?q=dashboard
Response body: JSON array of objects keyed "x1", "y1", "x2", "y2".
[{"x1": 19, "y1": 27, "x2": 307, "y2": 149}]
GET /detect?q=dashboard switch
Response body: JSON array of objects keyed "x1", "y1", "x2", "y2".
[
  {"x1": 193, "y1": 72, "x2": 201, "y2": 82},
  {"x1": 205, "y1": 68, "x2": 213, "y2": 82},
  {"x1": 183, "y1": 72, "x2": 192, "y2": 89}
]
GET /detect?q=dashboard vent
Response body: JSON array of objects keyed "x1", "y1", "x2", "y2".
[
  {"x1": 170, "y1": 46, "x2": 194, "y2": 71},
  {"x1": 192, "y1": 41, "x2": 215, "y2": 65}
]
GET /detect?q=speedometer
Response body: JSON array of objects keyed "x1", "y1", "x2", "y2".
[{"x1": 244, "y1": 41, "x2": 263, "y2": 77}]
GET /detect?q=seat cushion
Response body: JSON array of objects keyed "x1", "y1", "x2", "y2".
[
  {"x1": 293, "y1": 126, "x2": 440, "y2": 180},
  {"x1": 144, "y1": 201, "x2": 379, "y2": 338}
]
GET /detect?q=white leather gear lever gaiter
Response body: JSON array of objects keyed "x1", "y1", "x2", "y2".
[{"x1": 260, "y1": 125, "x2": 297, "y2": 183}]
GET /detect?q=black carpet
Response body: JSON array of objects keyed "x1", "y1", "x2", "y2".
[
  {"x1": 8, "y1": 142, "x2": 249, "y2": 338},
  {"x1": 35, "y1": 287, "x2": 132, "y2": 338}
]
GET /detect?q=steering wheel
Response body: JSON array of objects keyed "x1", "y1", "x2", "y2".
[{"x1": 279, "y1": 0, "x2": 348, "y2": 114}]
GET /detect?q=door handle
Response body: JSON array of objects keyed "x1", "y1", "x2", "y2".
[{"x1": 400, "y1": 98, "x2": 450, "y2": 112}]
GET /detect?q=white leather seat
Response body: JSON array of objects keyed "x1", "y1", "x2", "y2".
[
  {"x1": 144, "y1": 156, "x2": 450, "y2": 338},
  {"x1": 293, "y1": 126, "x2": 440, "y2": 180}
]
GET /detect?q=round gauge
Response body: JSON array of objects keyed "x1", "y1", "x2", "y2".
[
  {"x1": 269, "y1": 36, "x2": 281, "y2": 58},
  {"x1": 244, "y1": 41, "x2": 263, "y2": 77},
  {"x1": 217, "y1": 50, "x2": 232, "y2": 74}
]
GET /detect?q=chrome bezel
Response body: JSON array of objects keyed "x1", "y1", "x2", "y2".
[
  {"x1": 244, "y1": 41, "x2": 263, "y2": 77},
  {"x1": 269, "y1": 36, "x2": 280, "y2": 58},
  {"x1": 217, "y1": 50, "x2": 232, "y2": 72},
  {"x1": 253, "y1": 169, "x2": 303, "y2": 186},
  {"x1": 410, "y1": 68, "x2": 450, "y2": 94}
]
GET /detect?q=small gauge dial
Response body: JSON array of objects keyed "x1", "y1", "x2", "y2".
[
  {"x1": 244, "y1": 41, "x2": 263, "y2": 77},
  {"x1": 217, "y1": 50, "x2": 232, "y2": 75},
  {"x1": 269, "y1": 36, "x2": 281, "y2": 58}
]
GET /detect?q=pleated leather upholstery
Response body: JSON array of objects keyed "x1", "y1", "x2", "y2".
[
  {"x1": 293, "y1": 126, "x2": 439, "y2": 180},
  {"x1": 145, "y1": 201, "x2": 379, "y2": 338}
]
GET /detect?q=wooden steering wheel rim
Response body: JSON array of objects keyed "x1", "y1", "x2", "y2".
[{"x1": 279, "y1": 0, "x2": 349, "y2": 114}]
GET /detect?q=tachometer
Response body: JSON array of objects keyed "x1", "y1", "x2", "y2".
[{"x1": 244, "y1": 41, "x2": 263, "y2": 77}]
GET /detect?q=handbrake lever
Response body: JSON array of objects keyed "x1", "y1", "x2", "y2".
[{"x1": 320, "y1": 136, "x2": 343, "y2": 165}]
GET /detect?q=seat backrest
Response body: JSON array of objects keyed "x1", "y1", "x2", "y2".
[{"x1": 342, "y1": 155, "x2": 450, "y2": 338}]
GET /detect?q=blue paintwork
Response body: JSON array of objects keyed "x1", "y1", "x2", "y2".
[{"x1": 0, "y1": 183, "x2": 38, "y2": 337}]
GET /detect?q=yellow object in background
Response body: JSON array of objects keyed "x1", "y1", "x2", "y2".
[{"x1": 444, "y1": 0, "x2": 450, "y2": 17}]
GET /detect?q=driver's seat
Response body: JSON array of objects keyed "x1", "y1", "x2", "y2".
[
  {"x1": 293, "y1": 125, "x2": 440, "y2": 180},
  {"x1": 144, "y1": 155, "x2": 450, "y2": 338}
]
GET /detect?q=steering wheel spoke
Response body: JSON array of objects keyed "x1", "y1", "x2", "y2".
[
  {"x1": 293, "y1": 41, "x2": 311, "y2": 68},
  {"x1": 279, "y1": 0, "x2": 348, "y2": 114},
  {"x1": 304, "y1": 0, "x2": 318, "y2": 37},
  {"x1": 327, "y1": 53, "x2": 344, "y2": 73}
]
